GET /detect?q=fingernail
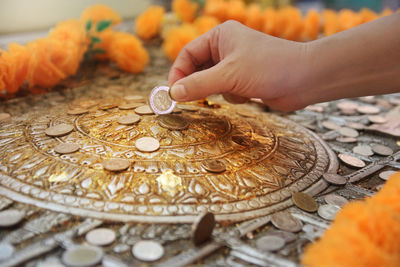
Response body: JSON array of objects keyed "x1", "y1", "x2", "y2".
[{"x1": 170, "y1": 84, "x2": 186, "y2": 101}]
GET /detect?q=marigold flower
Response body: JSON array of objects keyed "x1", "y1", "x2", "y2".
[
  {"x1": 204, "y1": 0, "x2": 228, "y2": 22},
  {"x1": 359, "y1": 8, "x2": 378, "y2": 23},
  {"x1": 194, "y1": 16, "x2": 220, "y2": 35},
  {"x1": 301, "y1": 10, "x2": 320, "y2": 41},
  {"x1": 262, "y1": 8, "x2": 279, "y2": 36},
  {"x1": 244, "y1": 3, "x2": 264, "y2": 31},
  {"x1": 322, "y1": 9, "x2": 341, "y2": 36},
  {"x1": 172, "y1": 0, "x2": 199, "y2": 23},
  {"x1": 338, "y1": 9, "x2": 362, "y2": 31},
  {"x1": 226, "y1": 0, "x2": 246, "y2": 23},
  {"x1": 108, "y1": 32, "x2": 149, "y2": 73},
  {"x1": 279, "y1": 7, "x2": 304, "y2": 41},
  {"x1": 381, "y1": 7, "x2": 393, "y2": 17},
  {"x1": 80, "y1": 4, "x2": 121, "y2": 26},
  {"x1": 162, "y1": 24, "x2": 198, "y2": 61},
  {"x1": 135, "y1": 5, "x2": 165, "y2": 40}
]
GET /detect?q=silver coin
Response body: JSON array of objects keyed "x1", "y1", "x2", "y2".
[
  {"x1": 268, "y1": 230, "x2": 296, "y2": 243},
  {"x1": 336, "y1": 137, "x2": 357, "y2": 143},
  {"x1": 62, "y1": 245, "x2": 104, "y2": 267},
  {"x1": 255, "y1": 235, "x2": 285, "y2": 252},
  {"x1": 0, "y1": 243, "x2": 14, "y2": 261},
  {"x1": 338, "y1": 154, "x2": 366, "y2": 168},
  {"x1": 113, "y1": 243, "x2": 130, "y2": 254},
  {"x1": 85, "y1": 228, "x2": 116, "y2": 246},
  {"x1": 135, "y1": 137, "x2": 160, "y2": 152},
  {"x1": 321, "y1": 120, "x2": 340, "y2": 130},
  {"x1": 352, "y1": 145, "x2": 374, "y2": 157},
  {"x1": 338, "y1": 127, "x2": 359, "y2": 138},
  {"x1": 357, "y1": 105, "x2": 380, "y2": 114},
  {"x1": 378, "y1": 170, "x2": 397, "y2": 181},
  {"x1": 149, "y1": 86, "x2": 176, "y2": 115},
  {"x1": 132, "y1": 240, "x2": 164, "y2": 262},
  {"x1": 368, "y1": 115, "x2": 387, "y2": 124},
  {"x1": 322, "y1": 173, "x2": 347, "y2": 185},
  {"x1": 372, "y1": 144, "x2": 393, "y2": 156},
  {"x1": 0, "y1": 209, "x2": 25, "y2": 227},
  {"x1": 324, "y1": 194, "x2": 348, "y2": 207},
  {"x1": 345, "y1": 122, "x2": 365, "y2": 130},
  {"x1": 271, "y1": 211, "x2": 303, "y2": 232},
  {"x1": 317, "y1": 204, "x2": 341, "y2": 221}
]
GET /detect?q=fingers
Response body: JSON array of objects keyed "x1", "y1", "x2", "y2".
[{"x1": 222, "y1": 93, "x2": 249, "y2": 104}]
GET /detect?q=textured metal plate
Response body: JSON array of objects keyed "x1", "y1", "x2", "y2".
[{"x1": 0, "y1": 96, "x2": 337, "y2": 223}]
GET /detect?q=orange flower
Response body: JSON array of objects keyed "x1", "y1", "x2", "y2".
[
  {"x1": 244, "y1": 3, "x2": 264, "y2": 31},
  {"x1": 135, "y1": 5, "x2": 165, "y2": 40},
  {"x1": 226, "y1": 0, "x2": 246, "y2": 23},
  {"x1": 338, "y1": 9, "x2": 362, "y2": 31},
  {"x1": 302, "y1": 10, "x2": 320, "y2": 41},
  {"x1": 262, "y1": 8, "x2": 279, "y2": 36},
  {"x1": 204, "y1": 0, "x2": 228, "y2": 22},
  {"x1": 322, "y1": 9, "x2": 341, "y2": 36},
  {"x1": 279, "y1": 7, "x2": 304, "y2": 41},
  {"x1": 162, "y1": 24, "x2": 198, "y2": 61},
  {"x1": 381, "y1": 7, "x2": 393, "y2": 17},
  {"x1": 108, "y1": 32, "x2": 149, "y2": 73},
  {"x1": 172, "y1": 0, "x2": 199, "y2": 23},
  {"x1": 359, "y1": 8, "x2": 378, "y2": 23},
  {"x1": 194, "y1": 16, "x2": 220, "y2": 35},
  {"x1": 91, "y1": 29, "x2": 114, "y2": 61},
  {"x1": 80, "y1": 4, "x2": 121, "y2": 26}
]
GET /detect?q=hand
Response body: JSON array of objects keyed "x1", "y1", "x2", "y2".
[{"x1": 168, "y1": 20, "x2": 312, "y2": 111}]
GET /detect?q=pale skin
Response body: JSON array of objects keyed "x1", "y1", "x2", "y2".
[{"x1": 168, "y1": 13, "x2": 400, "y2": 112}]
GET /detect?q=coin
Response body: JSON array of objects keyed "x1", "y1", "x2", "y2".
[
  {"x1": 132, "y1": 240, "x2": 164, "y2": 262},
  {"x1": 321, "y1": 120, "x2": 340, "y2": 130},
  {"x1": 338, "y1": 153, "x2": 366, "y2": 168},
  {"x1": 368, "y1": 115, "x2": 387, "y2": 124},
  {"x1": 352, "y1": 145, "x2": 374, "y2": 157},
  {"x1": 268, "y1": 230, "x2": 296, "y2": 243},
  {"x1": 322, "y1": 173, "x2": 347, "y2": 185},
  {"x1": 135, "y1": 137, "x2": 160, "y2": 152},
  {"x1": 0, "y1": 243, "x2": 14, "y2": 261},
  {"x1": 67, "y1": 108, "x2": 89, "y2": 115},
  {"x1": 177, "y1": 104, "x2": 200, "y2": 112},
  {"x1": 357, "y1": 105, "x2": 380, "y2": 114},
  {"x1": 118, "y1": 102, "x2": 143, "y2": 110},
  {"x1": 201, "y1": 159, "x2": 226, "y2": 173},
  {"x1": 157, "y1": 114, "x2": 189, "y2": 130},
  {"x1": 85, "y1": 228, "x2": 116, "y2": 246},
  {"x1": 62, "y1": 245, "x2": 103, "y2": 267},
  {"x1": 340, "y1": 108, "x2": 357, "y2": 115},
  {"x1": 99, "y1": 103, "x2": 118, "y2": 110},
  {"x1": 338, "y1": 127, "x2": 359, "y2": 138},
  {"x1": 124, "y1": 95, "x2": 144, "y2": 102},
  {"x1": 102, "y1": 159, "x2": 130, "y2": 172},
  {"x1": 236, "y1": 108, "x2": 256, "y2": 118},
  {"x1": 117, "y1": 114, "x2": 141, "y2": 125},
  {"x1": 337, "y1": 101, "x2": 359, "y2": 110},
  {"x1": 345, "y1": 122, "x2": 365, "y2": 130},
  {"x1": 378, "y1": 170, "x2": 397, "y2": 181},
  {"x1": 324, "y1": 194, "x2": 348, "y2": 207},
  {"x1": 54, "y1": 143, "x2": 80, "y2": 154},
  {"x1": 192, "y1": 212, "x2": 216, "y2": 245},
  {"x1": 372, "y1": 144, "x2": 393, "y2": 156},
  {"x1": 149, "y1": 86, "x2": 176, "y2": 115},
  {"x1": 292, "y1": 192, "x2": 318, "y2": 212},
  {"x1": 0, "y1": 209, "x2": 25, "y2": 227},
  {"x1": 317, "y1": 204, "x2": 340, "y2": 221},
  {"x1": 271, "y1": 211, "x2": 303, "y2": 232},
  {"x1": 255, "y1": 235, "x2": 285, "y2": 252},
  {"x1": 135, "y1": 105, "x2": 155, "y2": 115},
  {"x1": 78, "y1": 100, "x2": 98, "y2": 108},
  {"x1": 45, "y1": 124, "x2": 74, "y2": 137},
  {"x1": 0, "y1": 112, "x2": 11, "y2": 122},
  {"x1": 113, "y1": 244, "x2": 130, "y2": 254},
  {"x1": 336, "y1": 137, "x2": 357, "y2": 143}
]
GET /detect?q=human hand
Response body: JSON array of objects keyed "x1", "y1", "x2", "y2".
[{"x1": 168, "y1": 20, "x2": 313, "y2": 111}]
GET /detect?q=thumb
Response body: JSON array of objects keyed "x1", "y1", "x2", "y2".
[{"x1": 170, "y1": 63, "x2": 232, "y2": 102}]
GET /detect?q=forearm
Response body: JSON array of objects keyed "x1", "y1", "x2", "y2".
[{"x1": 301, "y1": 13, "x2": 400, "y2": 105}]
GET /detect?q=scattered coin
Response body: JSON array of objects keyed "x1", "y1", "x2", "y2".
[
  {"x1": 54, "y1": 143, "x2": 80, "y2": 154},
  {"x1": 322, "y1": 173, "x2": 347, "y2": 185},
  {"x1": 149, "y1": 86, "x2": 176, "y2": 115},
  {"x1": 336, "y1": 137, "x2": 357, "y2": 143},
  {"x1": 201, "y1": 159, "x2": 226, "y2": 173},
  {"x1": 340, "y1": 108, "x2": 357, "y2": 115},
  {"x1": 345, "y1": 122, "x2": 365, "y2": 130},
  {"x1": 0, "y1": 112, "x2": 11, "y2": 122},
  {"x1": 368, "y1": 115, "x2": 387, "y2": 124},
  {"x1": 113, "y1": 244, "x2": 130, "y2": 254},
  {"x1": 78, "y1": 100, "x2": 98, "y2": 108},
  {"x1": 45, "y1": 124, "x2": 74, "y2": 137},
  {"x1": 102, "y1": 159, "x2": 130, "y2": 172},
  {"x1": 360, "y1": 96, "x2": 375, "y2": 103},
  {"x1": 132, "y1": 240, "x2": 164, "y2": 262},
  {"x1": 0, "y1": 209, "x2": 25, "y2": 227},
  {"x1": 321, "y1": 120, "x2": 340, "y2": 130},
  {"x1": 192, "y1": 212, "x2": 216, "y2": 245},
  {"x1": 177, "y1": 104, "x2": 200, "y2": 112},
  {"x1": 236, "y1": 108, "x2": 256, "y2": 118},
  {"x1": 338, "y1": 154, "x2": 366, "y2": 168},
  {"x1": 338, "y1": 127, "x2": 359, "y2": 138},
  {"x1": 378, "y1": 170, "x2": 397, "y2": 181},
  {"x1": 117, "y1": 114, "x2": 141, "y2": 125},
  {"x1": 135, "y1": 105, "x2": 155, "y2": 115},
  {"x1": 357, "y1": 105, "x2": 380, "y2": 114},
  {"x1": 337, "y1": 101, "x2": 359, "y2": 110},
  {"x1": 305, "y1": 105, "x2": 324, "y2": 113},
  {"x1": 352, "y1": 145, "x2": 374, "y2": 157},
  {"x1": 157, "y1": 114, "x2": 189, "y2": 130},
  {"x1": 62, "y1": 245, "x2": 103, "y2": 267},
  {"x1": 99, "y1": 103, "x2": 118, "y2": 110},
  {"x1": 67, "y1": 108, "x2": 89, "y2": 115},
  {"x1": 324, "y1": 194, "x2": 348, "y2": 207},
  {"x1": 135, "y1": 137, "x2": 160, "y2": 152},
  {"x1": 317, "y1": 204, "x2": 341, "y2": 221},
  {"x1": 0, "y1": 243, "x2": 14, "y2": 261},
  {"x1": 371, "y1": 144, "x2": 393, "y2": 156},
  {"x1": 268, "y1": 230, "x2": 296, "y2": 243},
  {"x1": 255, "y1": 235, "x2": 285, "y2": 252},
  {"x1": 118, "y1": 102, "x2": 143, "y2": 110},
  {"x1": 292, "y1": 192, "x2": 318, "y2": 213},
  {"x1": 124, "y1": 95, "x2": 144, "y2": 102},
  {"x1": 86, "y1": 228, "x2": 116, "y2": 246},
  {"x1": 271, "y1": 211, "x2": 303, "y2": 232}
]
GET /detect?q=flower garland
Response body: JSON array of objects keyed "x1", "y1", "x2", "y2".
[{"x1": 302, "y1": 172, "x2": 400, "y2": 267}]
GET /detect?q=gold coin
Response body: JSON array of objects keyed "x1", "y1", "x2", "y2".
[
  {"x1": 124, "y1": 95, "x2": 144, "y2": 102},
  {"x1": 45, "y1": 124, "x2": 74, "y2": 137},
  {"x1": 201, "y1": 159, "x2": 226, "y2": 173},
  {"x1": 157, "y1": 115, "x2": 189, "y2": 130},
  {"x1": 191, "y1": 212, "x2": 216, "y2": 246},
  {"x1": 135, "y1": 137, "x2": 160, "y2": 152},
  {"x1": 99, "y1": 103, "x2": 118, "y2": 110},
  {"x1": 135, "y1": 105, "x2": 154, "y2": 115},
  {"x1": 0, "y1": 113, "x2": 11, "y2": 122},
  {"x1": 292, "y1": 192, "x2": 318, "y2": 212},
  {"x1": 54, "y1": 143, "x2": 80, "y2": 154},
  {"x1": 149, "y1": 86, "x2": 176, "y2": 115},
  {"x1": 118, "y1": 102, "x2": 143, "y2": 110},
  {"x1": 117, "y1": 114, "x2": 141, "y2": 125},
  {"x1": 176, "y1": 104, "x2": 200, "y2": 112},
  {"x1": 102, "y1": 159, "x2": 130, "y2": 172},
  {"x1": 236, "y1": 108, "x2": 256, "y2": 118},
  {"x1": 67, "y1": 108, "x2": 89, "y2": 115}
]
